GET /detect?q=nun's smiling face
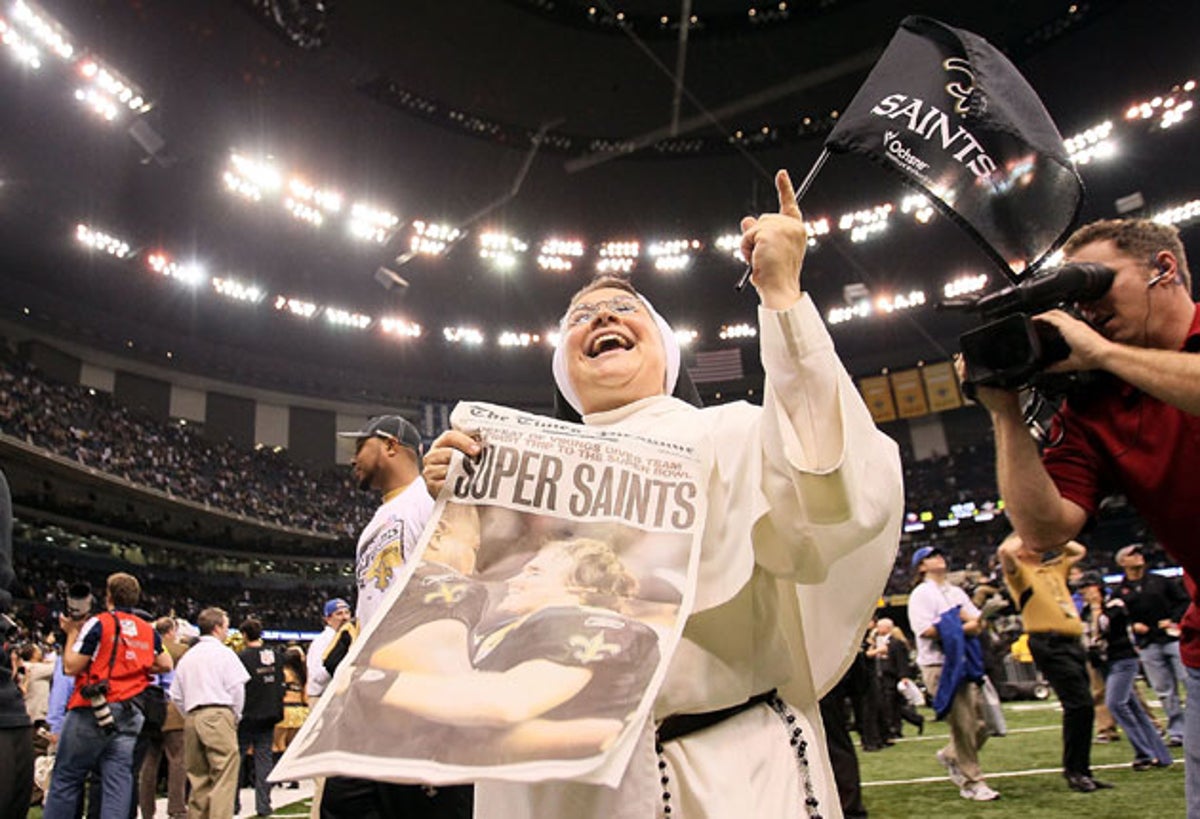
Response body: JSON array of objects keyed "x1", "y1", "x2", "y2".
[{"x1": 563, "y1": 287, "x2": 667, "y2": 415}]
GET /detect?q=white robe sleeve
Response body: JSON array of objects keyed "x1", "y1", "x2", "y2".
[{"x1": 730, "y1": 294, "x2": 903, "y2": 699}]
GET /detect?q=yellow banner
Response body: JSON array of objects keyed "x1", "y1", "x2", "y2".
[
  {"x1": 858, "y1": 375, "x2": 897, "y2": 423},
  {"x1": 921, "y1": 361, "x2": 963, "y2": 412},
  {"x1": 890, "y1": 369, "x2": 929, "y2": 419}
]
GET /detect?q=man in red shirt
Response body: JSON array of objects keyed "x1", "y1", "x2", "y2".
[
  {"x1": 42, "y1": 573, "x2": 173, "y2": 819},
  {"x1": 969, "y1": 218, "x2": 1200, "y2": 814}
]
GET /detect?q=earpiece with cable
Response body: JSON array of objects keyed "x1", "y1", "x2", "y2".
[{"x1": 1147, "y1": 262, "x2": 1171, "y2": 288}]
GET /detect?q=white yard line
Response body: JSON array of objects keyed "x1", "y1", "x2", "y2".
[{"x1": 864, "y1": 757, "x2": 1180, "y2": 787}]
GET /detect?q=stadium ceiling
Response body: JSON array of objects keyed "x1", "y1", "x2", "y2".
[{"x1": 0, "y1": 0, "x2": 1198, "y2": 405}]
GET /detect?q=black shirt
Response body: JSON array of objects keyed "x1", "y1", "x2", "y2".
[
  {"x1": 1116, "y1": 572, "x2": 1189, "y2": 646},
  {"x1": 238, "y1": 644, "x2": 285, "y2": 729}
]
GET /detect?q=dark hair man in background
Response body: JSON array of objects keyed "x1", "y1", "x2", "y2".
[
  {"x1": 968, "y1": 218, "x2": 1200, "y2": 815},
  {"x1": 236, "y1": 618, "x2": 284, "y2": 818},
  {"x1": 1114, "y1": 543, "x2": 1189, "y2": 746}
]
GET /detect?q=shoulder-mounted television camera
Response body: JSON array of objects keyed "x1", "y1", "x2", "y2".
[
  {"x1": 944, "y1": 262, "x2": 1115, "y2": 394},
  {"x1": 55, "y1": 580, "x2": 95, "y2": 622}
]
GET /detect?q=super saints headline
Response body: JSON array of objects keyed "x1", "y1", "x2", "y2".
[{"x1": 447, "y1": 403, "x2": 701, "y2": 531}]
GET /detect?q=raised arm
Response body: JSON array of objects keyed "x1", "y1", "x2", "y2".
[
  {"x1": 740, "y1": 172, "x2": 903, "y2": 583},
  {"x1": 965, "y1": 369, "x2": 1088, "y2": 553}
]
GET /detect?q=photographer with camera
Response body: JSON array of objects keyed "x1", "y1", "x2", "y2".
[
  {"x1": 43, "y1": 573, "x2": 173, "y2": 819},
  {"x1": 966, "y1": 218, "x2": 1200, "y2": 815}
]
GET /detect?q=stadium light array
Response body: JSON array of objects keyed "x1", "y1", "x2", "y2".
[
  {"x1": 841, "y1": 204, "x2": 892, "y2": 243},
  {"x1": 596, "y1": 240, "x2": 639, "y2": 274},
  {"x1": 73, "y1": 87, "x2": 117, "y2": 121},
  {"x1": 10, "y1": 0, "x2": 72, "y2": 60},
  {"x1": 943, "y1": 273, "x2": 989, "y2": 299},
  {"x1": 850, "y1": 221, "x2": 888, "y2": 243},
  {"x1": 77, "y1": 57, "x2": 150, "y2": 116},
  {"x1": 1064, "y1": 120, "x2": 1115, "y2": 165},
  {"x1": 827, "y1": 302, "x2": 872, "y2": 326},
  {"x1": 380, "y1": 317, "x2": 422, "y2": 338},
  {"x1": 537, "y1": 238, "x2": 584, "y2": 272},
  {"x1": 75, "y1": 223, "x2": 132, "y2": 259},
  {"x1": 226, "y1": 153, "x2": 283, "y2": 197},
  {"x1": 828, "y1": 288, "x2": 926, "y2": 326},
  {"x1": 274, "y1": 295, "x2": 318, "y2": 319},
  {"x1": 1, "y1": 16, "x2": 42, "y2": 68},
  {"x1": 674, "y1": 328, "x2": 698, "y2": 347},
  {"x1": 147, "y1": 252, "x2": 205, "y2": 287},
  {"x1": 288, "y1": 178, "x2": 342, "y2": 213},
  {"x1": 211, "y1": 276, "x2": 264, "y2": 304},
  {"x1": 479, "y1": 231, "x2": 529, "y2": 270},
  {"x1": 876, "y1": 290, "x2": 927, "y2": 313},
  {"x1": 324, "y1": 307, "x2": 371, "y2": 330},
  {"x1": 1125, "y1": 79, "x2": 1196, "y2": 130},
  {"x1": 348, "y1": 202, "x2": 400, "y2": 244},
  {"x1": 443, "y1": 326, "x2": 484, "y2": 345},
  {"x1": 714, "y1": 233, "x2": 744, "y2": 262},
  {"x1": 283, "y1": 197, "x2": 324, "y2": 227},
  {"x1": 498, "y1": 331, "x2": 542, "y2": 348},
  {"x1": 1152, "y1": 199, "x2": 1200, "y2": 228},
  {"x1": 410, "y1": 220, "x2": 462, "y2": 257},
  {"x1": 648, "y1": 239, "x2": 700, "y2": 272},
  {"x1": 899, "y1": 194, "x2": 934, "y2": 224},
  {"x1": 804, "y1": 217, "x2": 831, "y2": 247},
  {"x1": 719, "y1": 322, "x2": 757, "y2": 340}
]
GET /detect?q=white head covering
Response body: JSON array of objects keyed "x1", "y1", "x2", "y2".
[{"x1": 552, "y1": 291, "x2": 681, "y2": 417}]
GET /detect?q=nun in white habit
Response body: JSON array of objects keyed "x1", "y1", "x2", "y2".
[{"x1": 424, "y1": 169, "x2": 904, "y2": 818}]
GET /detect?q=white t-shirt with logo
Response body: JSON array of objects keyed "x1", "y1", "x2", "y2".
[
  {"x1": 354, "y1": 479, "x2": 435, "y2": 628},
  {"x1": 908, "y1": 578, "x2": 979, "y2": 667}
]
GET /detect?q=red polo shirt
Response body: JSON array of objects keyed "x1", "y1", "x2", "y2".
[{"x1": 1042, "y1": 303, "x2": 1200, "y2": 666}]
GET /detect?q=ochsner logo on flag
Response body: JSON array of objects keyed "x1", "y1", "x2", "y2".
[{"x1": 868, "y1": 59, "x2": 997, "y2": 180}]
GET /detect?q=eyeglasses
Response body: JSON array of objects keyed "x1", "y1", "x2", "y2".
[{"x1": 563, "y1": 295, "x2": 642, "y2": 328}]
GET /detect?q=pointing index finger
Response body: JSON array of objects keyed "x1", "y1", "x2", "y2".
[{"x1": 775, "y1": 169, "x2": 801, "y2": 219}]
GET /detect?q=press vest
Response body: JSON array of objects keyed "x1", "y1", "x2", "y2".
[{"x1": 68, "y1": 611, "x2": 156, "y2": 709}]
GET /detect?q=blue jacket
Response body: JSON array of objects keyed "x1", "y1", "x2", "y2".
[{"x1": 932, "y1": 605, "x2": 985, "y2": 718}]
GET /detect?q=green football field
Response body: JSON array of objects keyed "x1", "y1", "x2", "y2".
[
  {"x1": 858, "y1": 698, "x2": 1185, "y2": 818},
  {"x1": 26, "y1": 697, "x2": 1187, "y2": 818}
]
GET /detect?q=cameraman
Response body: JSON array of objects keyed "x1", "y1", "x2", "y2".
[
  {"x1": 968, "y1": 219, "x2": 1200, "y2": 814},
  {"x1": 42, "y1": 573, "x2": 172, "y2": 819}
]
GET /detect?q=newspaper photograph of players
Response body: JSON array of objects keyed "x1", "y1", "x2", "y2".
[{"x1": 274, "y1": 402, "x2": 704, "y2": 786}]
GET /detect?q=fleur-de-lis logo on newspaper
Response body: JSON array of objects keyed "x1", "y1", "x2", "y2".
[
  {"x1": 367, "y1": 543, "x2": 404, "y2": 591},
  {"x1": 569, "y1": 631, "x2": 621, "y2": 664},
  {"x1": 423, "y1": 581, "x2": 467, "y2": 606},
  {"x1": 942, "y1": 57, "x2": 975, "y2": 115}
]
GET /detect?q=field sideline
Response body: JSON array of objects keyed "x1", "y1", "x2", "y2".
[{"x1": 27, "y1": 698, "x2": 1186, "y2": 818}]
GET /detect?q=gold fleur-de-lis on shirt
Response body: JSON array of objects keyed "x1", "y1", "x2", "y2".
[
  {"x1": 569, "y1": 631, "x2": 621, "y2": 664},
  {"x1": 423, "y1": 582, "x2": 467, "y2": 606}
]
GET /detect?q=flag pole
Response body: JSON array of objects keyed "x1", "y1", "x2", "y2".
[{"x1": 735, "y1": 147, "x2": 830, "y2": 291}]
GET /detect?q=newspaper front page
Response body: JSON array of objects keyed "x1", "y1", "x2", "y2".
[{"x1": 273, "y1": 401, "x2": 706, "y2": 787}]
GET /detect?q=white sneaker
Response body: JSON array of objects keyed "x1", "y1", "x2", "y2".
[
  {"x1": 936, "y1": 749, "x2": 968, "y2": 788},
  {"x1": 960, "y1": 782, "x2": 1001, "y2": 801}
]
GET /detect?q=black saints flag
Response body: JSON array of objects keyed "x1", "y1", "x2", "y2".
[{"x1": 825, "y1": 16, "x2": 1083, "y2": 280}]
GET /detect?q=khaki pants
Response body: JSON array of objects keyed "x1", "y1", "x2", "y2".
[
  {"x1": 184, "y1": 707, "x2": 240, "y2": 819},
  {"x1": 921, "y1": 665, "x2": 990, "y2": 786}
]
